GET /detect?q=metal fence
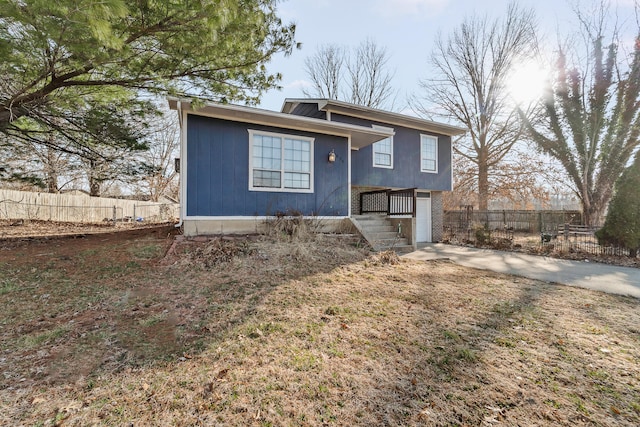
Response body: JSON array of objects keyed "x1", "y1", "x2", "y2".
[
  {"x1": 360, "y1": 188, "x2": 416, "y2": 216},
  {"x1": 0, "y1": 189, "x2": 179, "y2": 224},
  {"x1": 444, "y1": 209, "x2": 583, "y2": 233},
  {"x1": 443, "y1": 223, "x2": 516, "y2": 248},
  {"x1": 540, "y1": 224, "x2": 633, "y2": 257},
  {"x1": 443, "y1": 210, "x2": 637, "y2": 258}
]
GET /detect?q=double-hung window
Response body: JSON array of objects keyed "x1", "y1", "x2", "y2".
[
  {"x1": 249, "y1": 130, "x2": 314, "y2": 193},
  {"x1": 372, "y1": 126, "x2": 394, "y2": 168},
  {"x1": 420, "y1": 134, "x2": 438, "y2": 173}
]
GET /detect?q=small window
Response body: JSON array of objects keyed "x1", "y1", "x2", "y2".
[
  {"x1": 249, "y1": 130, "x2": 314, "y2": 193},
  {"x1": 420, "y1": 135, "x2": 438, "y2": 173},
  {"x1": 372, "y1": 126, "x2": 393, "y2": 169}
]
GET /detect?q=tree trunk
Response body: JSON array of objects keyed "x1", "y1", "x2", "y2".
[
  {"x1": 43, "y1": 134, "x2": 58, "y2": 193},
  {"x1": 89, "y1": 180, "x2": 101, "y2": 197},
  {"x1": 45, "y1": 146, "x2": 58, "y2": 193},
  {"x1": 581, "y1": 197, "x2": 606, "y2": 228},
  {"x1": 477, "y1": 155, "x2": 489, "y2": 211},
  {"x1": 46, "y1": 174, "x2": 58, "y2": 194},
  {"x1": 89, "y1": 159, "x2": 101, "y2": 197}
]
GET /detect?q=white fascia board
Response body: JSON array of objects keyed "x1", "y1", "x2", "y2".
[
  {"x1": 169, "y1": 97, "x2": 391, "y2": 149},
  {"x1": 179, "y1": 105, "x2": 188, "y2": 222}
]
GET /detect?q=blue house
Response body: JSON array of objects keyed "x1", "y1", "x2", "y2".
[{"x1": 169, "y1": 98, "x2": 465, "y2": 249}]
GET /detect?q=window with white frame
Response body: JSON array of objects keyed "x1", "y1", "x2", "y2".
[
  {"x1": 249, "y1": 130, "x2": 313, "y2": 192},
  {"x1": 420, "y1": 134, "x2": 438, "y2": 173},
  {"x1": 372, "y1": 126, "x2": 393, "y2": 168}
]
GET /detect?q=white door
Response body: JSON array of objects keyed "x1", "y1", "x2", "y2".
[{"x1": 416, "y1": 196, "x2": 432, "y2": 242}]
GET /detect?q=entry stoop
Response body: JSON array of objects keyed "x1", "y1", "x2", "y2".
[{"x1": 351, "y1": 214, "x2": 414, "y2": 253}]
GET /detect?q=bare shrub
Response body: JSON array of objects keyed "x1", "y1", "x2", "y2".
[
  {"x1": 370, "y1": 249, "x2": 400, "y2": 265},
  {"x1": 184, "y1": 238, "x2": 254, "y2": 269},
  {"x1": 264, "y1": 209, "x2": 315, "y2": 241}
]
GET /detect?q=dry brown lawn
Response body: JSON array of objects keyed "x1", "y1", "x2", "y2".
[{"x1": 0, "y1": 226, "x2": 638, "y2": 426}]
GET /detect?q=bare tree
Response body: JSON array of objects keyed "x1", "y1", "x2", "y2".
[
  {"x1": 303, "y1": 40, "x2": 397, "y2": 110},
  {"x1": 0, "y1": 132, "x2": 81, "y2": 192},
  {"x1": 418, "y1": 3, "x2": 538, "y2": 210},
  {"x1": 443, "y1": 147, "x2": 567, "y2": 210},
  {"x1": 134, "y1": 113, "x2": 180, "y2": 202},
  {"x1": 346, "y1": 39, "x2": 396, "y2": 108},
  {"x1": 303, "y1": 44, "x2": 345, "y2": 100}
]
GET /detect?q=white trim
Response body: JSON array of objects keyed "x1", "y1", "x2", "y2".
[
  {"x1": 281, "y1": 98, "x2": 467, "y2": 136},
  {"x1": 420, "y1": 134, "x2": 439, "y2": 174},
  {"x1": 372, "y1": 125, "x2": 394, "y2": 169},
  {"x1": 248, "y1": 129, "x2": 315, "y2": 194},
  {"x1": 184, "y1": 215, "x2": 349, "y2": 220},
  {"x1": 347, "y1": 135, "x2": 352, "y2": 216},
  {"x1": 180, "y1": 109, "x2": 188, "y2": 221},
  {"x1": 167, "y1": 98, "x2": 392, "y2": 149}
]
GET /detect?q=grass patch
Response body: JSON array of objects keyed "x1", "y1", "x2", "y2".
[
  {"x1": 0, "y1": 230, "x2": 639, "y2": 426},
  {"x1": 128, "y1": 243, "x2": 163, "y2": 260},
  {"x1": 19, "y1": 326, "x2": 70, "y2": 349},
  {"x1": 0, "y1": 278, "x2": 17, "y2": 295}
]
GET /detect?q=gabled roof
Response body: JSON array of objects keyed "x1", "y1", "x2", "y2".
[
  {"x1": 281, "y1": 98, "x2": 467, "y2": 137},
  {"x1": 168, "y1": 98, "x2": 393, "y2": 149}
]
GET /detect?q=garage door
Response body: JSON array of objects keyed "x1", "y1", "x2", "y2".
[{"x1": 416, "y1": 193, "x2": 432, "y2": 243}]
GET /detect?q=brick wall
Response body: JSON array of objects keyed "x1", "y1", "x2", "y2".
[
  {"x1": 351, "y1": 186, "x2": 384, "y2": 215},
  {"x1": 431, "y1": 191, "x2": 444, "y2": 242}
]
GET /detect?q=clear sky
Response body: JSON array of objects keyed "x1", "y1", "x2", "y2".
[{"x1": 258, "y1": 0, "x2": 639, "y2": 113}]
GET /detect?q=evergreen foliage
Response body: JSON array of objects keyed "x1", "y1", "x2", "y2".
[
  {"x1": 595, "y1": 151, "x2": 640, "y2": 257},
  {"x1": 0, "y1": 0, "x2": 296, "y2": 142},
  {"x1": 0, "y1": 0, "x2": 295, "y2": 193}
]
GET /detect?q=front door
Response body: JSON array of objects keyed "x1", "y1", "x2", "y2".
[{"x1": 416, "y1": 193, "x2": 432, "y2": 243}]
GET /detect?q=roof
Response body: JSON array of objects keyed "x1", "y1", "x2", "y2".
[
  {"x1": 281, "y1": 98, "x2": 467, "y2": 137},
  {"x1": 167, "y1": 98, "x2": 394, "y2": 149}
]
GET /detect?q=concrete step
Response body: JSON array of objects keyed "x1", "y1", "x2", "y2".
[
  {"x1": 377, "y1": 244, "x2": 414, "y2": 254},
  {"x1": 351, "y1": 214, "x2": 414, "y2": 254},
  {"x1": 372, "y1": 237, "x2": 409, "y2": 246},
  {"x1": 365, "y1": 225, "x2": 397, "y2": 233},
  {"x1": 368, "y1": 231, "x2": 401, "y2": 240},
  {"x1": 352, "y1": 214, "x2": 387, "y2": 220},
  {"x1": 352, "y1": 216, "x2": 389, "y2": 223}
]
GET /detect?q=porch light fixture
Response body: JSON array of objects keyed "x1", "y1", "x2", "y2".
[{"x1": 328, "y1": 149, "x2": 336, "y2": 163}]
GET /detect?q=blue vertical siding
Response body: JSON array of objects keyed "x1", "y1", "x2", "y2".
[
  {"x1": 186, "y1": 115, "x2": 348, "y2": 217},
  {"x1": 330, "y1": 113, "x2": 453, "y2": 190}
]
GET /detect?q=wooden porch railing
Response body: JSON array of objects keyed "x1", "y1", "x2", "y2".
[
  {"x1": 389, "y1": 188, "x2": 416, "y2": 216},
  {"x1": 360, "y1": 188, "x2": 416, "y2": 216}
]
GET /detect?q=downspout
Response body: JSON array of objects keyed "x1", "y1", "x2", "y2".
[{"x1": 175, "y1": 101, "x2": 184, "y2": 229}]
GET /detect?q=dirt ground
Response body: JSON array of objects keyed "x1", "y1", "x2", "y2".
[
  {"x1": 0, "y1": 225, "x2": 639, "y2": 426},
  {"x1": 0, "y1": 219, "x2": 171, "y2": 240}
]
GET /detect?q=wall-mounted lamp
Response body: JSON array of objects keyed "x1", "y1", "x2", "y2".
[{"x1": 328, "y1": 149, "x2": 336, "y2": 163}]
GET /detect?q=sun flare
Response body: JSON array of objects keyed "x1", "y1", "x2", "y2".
[{"x1": 507, "y1": 61, "x2": 549, "y2": 105}]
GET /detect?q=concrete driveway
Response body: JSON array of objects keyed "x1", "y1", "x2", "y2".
[{"x1": 404, "y1": 243, "x2": 640, "y2": 299}]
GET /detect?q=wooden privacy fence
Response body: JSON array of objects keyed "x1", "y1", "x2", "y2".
[
  {"x1": 444, "y1": 209, "x2": 583, "y2": 233},
  {"x1": 0, "y1": 189, "x2": 179, "y2": 224}
]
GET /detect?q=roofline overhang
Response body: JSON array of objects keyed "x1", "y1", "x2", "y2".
[
  {"x1": 282, "y1": 98, "x2": 467, "y2": 137},
  {"x1": 168, "y1": 97, "x2": 392, "y2": 149}
]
